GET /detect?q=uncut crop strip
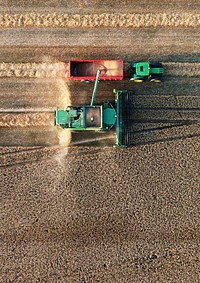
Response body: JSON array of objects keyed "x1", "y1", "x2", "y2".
[
  {"x1": 0, "y1": 62, "x2": 69, "y2": 78},
  {"x1": 0, "y1": 13, "x2": 199, "y2": 28},
  {"x1": 0, "y1": 112, "x2": 54, "y2": 127},
  {"x1": 0, "y1": 62, "x2": 199, "y2": 78}
]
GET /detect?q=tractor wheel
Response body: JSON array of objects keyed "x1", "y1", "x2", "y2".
[
  {"x1": 130, "y1": 77, "x2": 144, "y2": 82},
  {"x1": 134, "y1": 79, "x2": 144, "y2": 83},
  {"x1": 150, "y1": 78, "x2": 161, "y2": 83},
  {"x1": 149, "y1": 73, "x2": 162, "y2": 82},
  {"x1": 81, "y1": 80, "x2": 91, "y2": 83},
  {"x1": 150, "y1": 75, "x2": 162, "y2": 83}
]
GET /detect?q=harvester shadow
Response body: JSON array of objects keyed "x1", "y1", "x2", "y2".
[
  {"x1": 71, "y1": 129, "x2": 117, "y2": 147},
  {"x1": 128, "y1": 112, "x2": 200, "y2": 146},
  {"x1": 130, "y1": 122, "x2": 200, "y2": 146},
  {"x1": 4, "y1": 211, "x2": 198, "y2": 246}
]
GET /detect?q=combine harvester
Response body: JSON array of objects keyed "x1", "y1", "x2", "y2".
[
  {"x1": 55, "y1": 60, "x2": 164, "y2": 147},
  {"x1": 55, "y1": 69, "x2": 135, "y2": 148}
]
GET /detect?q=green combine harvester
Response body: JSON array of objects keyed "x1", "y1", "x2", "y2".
[
  {"x1": 130, "y1": 61, "x2": 164, "y2": 82},
  {"x1": 55, "y1": 70, "x2": 135, "y2": 147}
]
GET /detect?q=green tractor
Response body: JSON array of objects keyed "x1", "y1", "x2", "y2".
[
  {"x1": 55, "y1": 70, "x2": 117, "y2": 132},
  {"x1": 130, "y1": 61, "x2": 164, "y2": 82}
]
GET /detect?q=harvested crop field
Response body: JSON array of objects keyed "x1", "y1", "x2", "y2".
[{"x1": 0, "y1": 1, "x2": 200, "y2": 282}]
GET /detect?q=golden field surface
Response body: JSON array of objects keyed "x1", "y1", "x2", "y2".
[{"x1": 0, "y1": 1, "x2": 200, "y2": 282}]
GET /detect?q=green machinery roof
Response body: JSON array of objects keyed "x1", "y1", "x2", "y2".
[{"x1": 136, "y1": 62, "x2": 150, "y2": 76}]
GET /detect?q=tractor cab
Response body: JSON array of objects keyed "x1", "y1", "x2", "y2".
[{"x1": 135, "y1": 62, "x2": 150, "y2": 77}]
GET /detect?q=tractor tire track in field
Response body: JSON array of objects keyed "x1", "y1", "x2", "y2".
[
  {"x1": 0, "y1": 12, "x2": 199, "y2": 28},
  {"x1": 0, "y1": 111, "x2": 54, "y2": 127},
  {"x1": 0, "y1": 62, "x2": 199, "y2": 78}
]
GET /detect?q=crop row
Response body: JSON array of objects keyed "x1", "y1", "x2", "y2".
[
  {"x1": 0, "y1": 112, "x2": 54, "y2": 127},
  {"x1": 0, "y1": 13, "x2": 199, "y2": 28}
]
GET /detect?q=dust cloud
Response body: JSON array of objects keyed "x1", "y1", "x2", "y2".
[
  {"x1": 54, "y1": 78, "x2": 72, "y2": 109},
  {"x1": 51, "y1": 129, "x2": 71, "y2": 167}
]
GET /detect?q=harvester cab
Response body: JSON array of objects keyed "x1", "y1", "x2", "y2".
[{"x1": 55, "y1": 69, "x2": 117, "y2": 131}]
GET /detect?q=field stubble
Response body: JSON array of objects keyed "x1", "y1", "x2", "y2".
[{"x1": 0, "y1": 3, "x2": 200, "y2": 282}]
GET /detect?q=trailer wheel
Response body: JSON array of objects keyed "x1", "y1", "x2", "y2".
[{"x1": 81, "y1": 80, "x2": 91, "y2": 83}]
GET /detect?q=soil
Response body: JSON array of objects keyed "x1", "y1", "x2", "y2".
[{"x1": 0, "y1": 1, "x2": 200, "y2": 282}]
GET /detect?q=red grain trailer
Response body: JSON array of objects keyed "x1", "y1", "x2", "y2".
[{"x1": 69, "y1": 59, "x2": 124, "y2": 81}]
